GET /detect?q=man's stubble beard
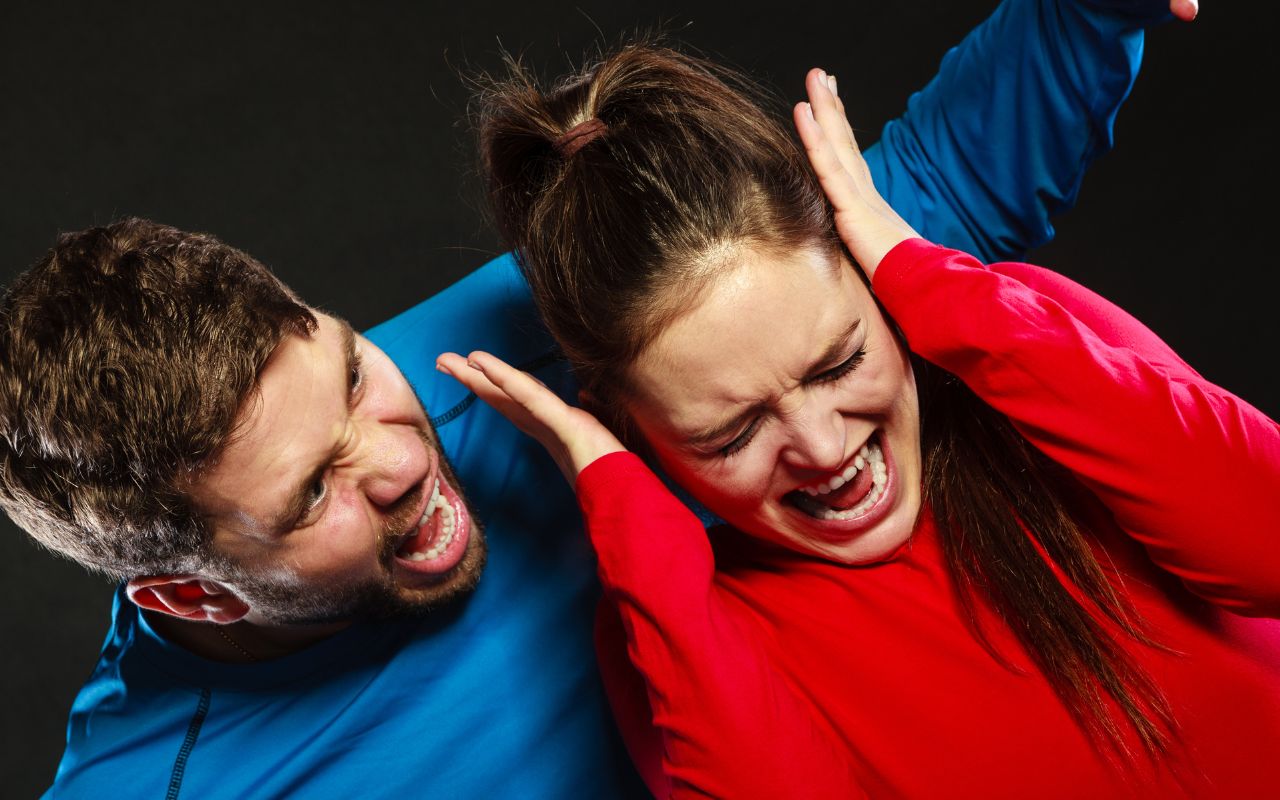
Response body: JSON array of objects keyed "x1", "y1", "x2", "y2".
[{"x1": 210, "y1": 428, "x2": 488, "y2": 627}]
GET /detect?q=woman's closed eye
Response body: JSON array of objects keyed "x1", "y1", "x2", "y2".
[
  {"x1": 719, "y1": 417, "x2": 763, "y2": 458},
  {"x1": 811, "y1": 346, "x2": 866, "y2": 385},
  {"x1": 717, "y1": 346, "x2": 866, "y2": 458}
]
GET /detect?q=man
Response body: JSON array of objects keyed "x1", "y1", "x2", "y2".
[{"x1": 1, "y1": 1, "x2": 1189, "y2": 796}]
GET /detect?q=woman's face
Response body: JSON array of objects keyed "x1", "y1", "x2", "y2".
[{"x1": 627, "y1": 246, "x2": 922, "y2": 564}]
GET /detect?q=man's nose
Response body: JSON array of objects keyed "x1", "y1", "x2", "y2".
[{"x1": 352, "y1": 422, "x2": 431, "y2": 509}]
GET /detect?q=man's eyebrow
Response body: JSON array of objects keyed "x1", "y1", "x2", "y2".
[
  {"x1": 337, "y1": 317, "x2": 358, "y2": 386},
  {"x1": 270, "y1": 462, "x2": 328, "y2": 536},
  {"x1": 267, "y1": 318, "x2": 359, "y2": 535},
  {"x1": 683, "y1": 317, "x2": 863, "y2": 450}
]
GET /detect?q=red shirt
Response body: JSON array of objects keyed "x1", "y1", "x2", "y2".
[{"x1": 576, "y1": 239, "x2": 1280, "y2": 799}]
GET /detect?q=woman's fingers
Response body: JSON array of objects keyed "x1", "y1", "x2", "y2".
[
  {"x1": 436, "y1": 350, "x2": 627, "y2": 483},
  {"x1": 795, "y1": 67, "x2": 921, "y2": 280},
  {"x1": 464, "y1": 351, "x2": 549, "y2": 409},
  {"x1": 435, "y1": 351, "x2": 498, "y2": 400},
  {"x1": 805, "y1": 68, "x2": 866, "y2": 181},
  {"x1": 441, "y1": 351, "x2": 567, "y2": 433},
  {"x1": 793, "y1": 100, "x2": 860, "y2": 216}
]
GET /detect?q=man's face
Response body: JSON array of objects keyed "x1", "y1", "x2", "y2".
[{"x1": 189, "y1": 313, "x2": 485, "y2": 625}]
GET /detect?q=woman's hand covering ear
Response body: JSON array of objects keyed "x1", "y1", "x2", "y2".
[
  {"x1": 793, "y1": 69, "x2": 920, "y2": 283},
  {"x1": 436, "y1": 351, "x2": 627, "y2": 486}
]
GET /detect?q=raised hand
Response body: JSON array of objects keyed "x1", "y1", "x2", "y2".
[
  {"x1": 793, "y1": 68, "x2": 919, "y2": 282},
  {"x1": 436, "y1": 351, "x2": 626, "y2": 485},
  {"x1": 1170, "y1": 0, "x2": 1198, "y2": 22}
]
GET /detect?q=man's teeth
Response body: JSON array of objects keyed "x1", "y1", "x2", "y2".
[
  {"x1": 795, "y1": 442, "x2": 888, "y2": 520},
  {"x1": 405, "y1": 478, "x2": 458, "y2": 562}
]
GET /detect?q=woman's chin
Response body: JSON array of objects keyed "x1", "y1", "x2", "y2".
[{"x1": 773, "y1": 439, "x2": 921, "y2": 565}]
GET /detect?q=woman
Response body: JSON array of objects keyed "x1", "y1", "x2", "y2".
[{"x1": 438, "y1": 45, "x2": 1279, "y2": 798}]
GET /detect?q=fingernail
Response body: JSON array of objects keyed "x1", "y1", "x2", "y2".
[
  {"x1": 805, "y1": 102, "x2": 815, "y2": 121},
  {"x1": 827, "y1": 74, "x2": 838, "y2": 98}
]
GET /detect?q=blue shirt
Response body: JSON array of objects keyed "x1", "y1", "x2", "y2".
[{"x1": 46, "y1": 2, "x2": 1171, "y2": 796}]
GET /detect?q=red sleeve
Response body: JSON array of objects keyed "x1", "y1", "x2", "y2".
[
  {"x1": 873, "y1": 238, "x2": 1280, "y2": 617},
  {"x1": 577, "y1": 452, "x2": 863, "y2": 799}
]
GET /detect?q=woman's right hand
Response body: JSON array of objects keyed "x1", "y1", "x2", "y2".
[
  {"x1": 436, "y1": 351, "x2": 626, "y2": 486},
  {"x1": 794, "y1": 68, "x2": 920, "y2": 283}
]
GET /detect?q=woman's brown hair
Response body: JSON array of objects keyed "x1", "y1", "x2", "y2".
[{"x1": 476, "y1": 42, "x2": 1173, "y2": 756}]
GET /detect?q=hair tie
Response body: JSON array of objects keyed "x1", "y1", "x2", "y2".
[{"x1": 554, "y1": 118, "x2": 608, "y2": 158}]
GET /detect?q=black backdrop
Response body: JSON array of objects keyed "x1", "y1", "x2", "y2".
[{"x1": 2, "y1": 1, "x2": 1275, "y2": 794}]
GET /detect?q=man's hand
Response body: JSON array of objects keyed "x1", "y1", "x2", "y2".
[
  {"x1": 436, "y1": 351, "x2": 626, "y2": 486},
  {"x1": 793, "y1": 68, "x2": 920, "y2": 283}
]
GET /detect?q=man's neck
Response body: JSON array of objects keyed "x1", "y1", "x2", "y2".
[{"x1": 144, "y1": 611, "x2": 350, "y2": 664}]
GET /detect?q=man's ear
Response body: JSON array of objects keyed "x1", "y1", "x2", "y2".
[{"x1": 125, "y1": 575, "x2": 250, "y2": 624}]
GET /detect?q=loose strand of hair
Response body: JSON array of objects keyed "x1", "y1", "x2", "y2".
[{"x1": 920, "y1": 361, "x2": 1175, "y2": 759}]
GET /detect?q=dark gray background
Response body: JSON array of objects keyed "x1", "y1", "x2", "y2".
[{"x1": 2, "y1": 1, "x2": 1274, "y2": 795}]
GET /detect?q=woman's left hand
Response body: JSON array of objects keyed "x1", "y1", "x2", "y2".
[
  {"x1": 436, "y1": 350, "x2": 626, "y2": 486},
  {"x1": 794, "y1": 68, "x2": 920, "y2": 283}
]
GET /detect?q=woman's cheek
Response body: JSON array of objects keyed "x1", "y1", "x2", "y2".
[{"x1": 716, "y1": 450, "x2": 776, "y2": 506}]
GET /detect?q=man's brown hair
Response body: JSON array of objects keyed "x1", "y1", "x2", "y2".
[{"x1": 0, "y1": 218, "x2": 316, "y2": 579}]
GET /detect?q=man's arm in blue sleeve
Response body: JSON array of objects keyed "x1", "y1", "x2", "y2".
[{"x1": 864, "y1": 0, "x2": 1172, "y2": 261}]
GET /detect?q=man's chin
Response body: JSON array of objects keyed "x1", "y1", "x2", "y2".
[
  {"x1": 387, "y1": 529, "x2": 488, "y2": 618},
  {"x1": 243, "y1": 531, "x2": 487, "y2": 628}
]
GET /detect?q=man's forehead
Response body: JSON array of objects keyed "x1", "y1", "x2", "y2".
[
  {"x1": 229, "y1": 313, "x2": 348, "y2": 436},
  {"x1": 189, "y1": 312, "x2": 353, "y2": 525}
]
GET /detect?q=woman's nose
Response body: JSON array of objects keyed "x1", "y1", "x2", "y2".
[{"x1": 780, "y1": 401, "x2": 846, "y2": 471}]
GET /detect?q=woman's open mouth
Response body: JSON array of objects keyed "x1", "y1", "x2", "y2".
[{"x1": 787, "y1": 433, "x2": 891, "y2": 522}]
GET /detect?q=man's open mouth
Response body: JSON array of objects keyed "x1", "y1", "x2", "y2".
[
  {"x1": 393, "y1": 474, "x2": 471, "y2": 574},
  {"x1": 396, "y1": 478, "x2": 453, "y2": 560}
]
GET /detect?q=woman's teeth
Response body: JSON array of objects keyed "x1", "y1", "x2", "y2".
[
  {"x1": 794, "y1": 441, "x2": 888, "y2": 520},
  {"x1": 404, "y1": 478, "x2": 457, "y2": 562},
  {"x1": 802, "y1": 451, "x2": 863, "y2": 496}
]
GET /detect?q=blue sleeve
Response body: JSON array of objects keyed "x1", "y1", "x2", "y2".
[{"x1": 864, "y1": 0, "x2": 1172, "y2": 261}]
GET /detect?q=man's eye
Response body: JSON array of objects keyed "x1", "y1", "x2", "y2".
[
  {"x1": 305, "y1": 477, "x2": 328, "y2": 511},
  {"x1": 349, "y1": 354, "x2": 364, "y2": 395}
]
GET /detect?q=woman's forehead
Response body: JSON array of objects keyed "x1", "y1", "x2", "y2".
[{"x1": 630, "y1": 249, "x2": 867, "y2": 420}]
